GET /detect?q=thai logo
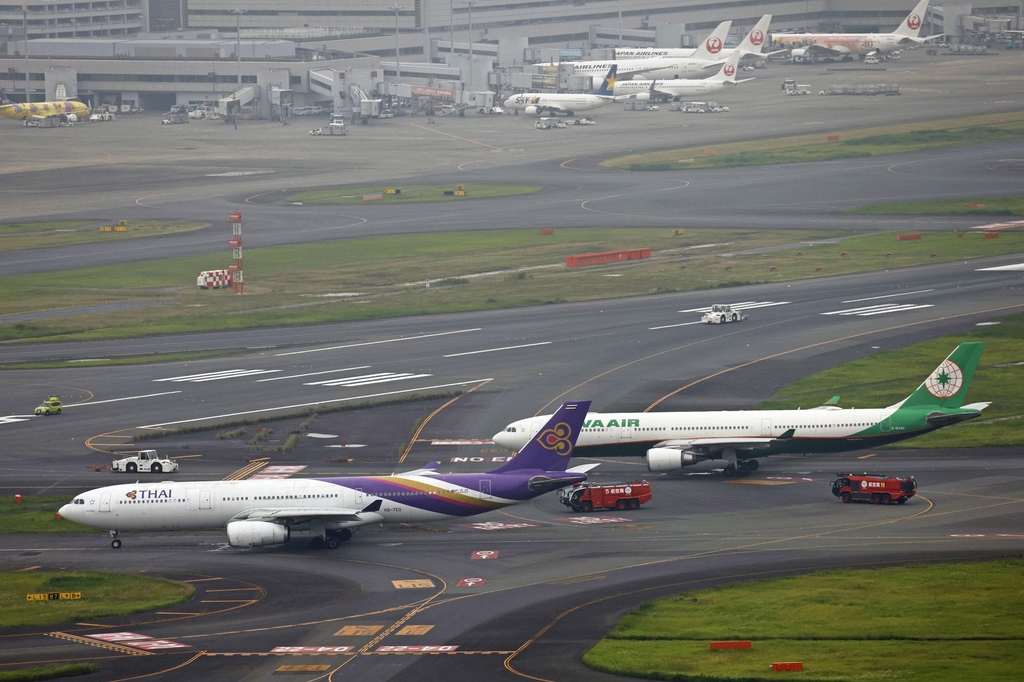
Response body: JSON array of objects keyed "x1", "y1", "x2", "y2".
[
  {"x1": 706, "y1": 37, "x2": 723, "y2": 54},
  {"x1": 749, "y1": 30, "x2": 765, "y2": 46},
  {"x1": 907, "y1": 14, "x2": 921, "y2": 30},
  {"x1": 925, "y1": 360, "x2": 963, "y2": 399},
  {"x1": 723, "y1": 64, "x2": 736, "y2": 77},
  {"x1": 535, "y1": 422, "x2": 574, "y2": 456},
  {"x1": 125, "y1": 490, "x2": 137, "y2": 499}
]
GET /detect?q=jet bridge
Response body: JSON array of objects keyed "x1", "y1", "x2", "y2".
[{"x1": 217, "y1": 85, "x2": 258, "y2": 119}]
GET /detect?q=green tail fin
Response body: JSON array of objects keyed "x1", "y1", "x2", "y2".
[{"x1": 897, "y1": 342, "x2": 985, "y2": 410}]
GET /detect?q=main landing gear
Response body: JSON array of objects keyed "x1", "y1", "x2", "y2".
[
  {"x1": 310, "y1": 528, "x2": 352, "y2": 550},
  {"x1": 722, "y1": 459, "x2": 759, "y2": 478},
  {"x1": 110, "y1": 530, "x2": 122, "y2": 549}
]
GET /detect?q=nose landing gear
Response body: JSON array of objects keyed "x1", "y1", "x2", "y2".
[{"x1": 110, "y1": 530, "x2": 122, "y2": 549}]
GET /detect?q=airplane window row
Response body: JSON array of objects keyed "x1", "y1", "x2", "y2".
[
  {"x1": 254, "y1": 494, "x2": 338, "y2": 500},
  {"x1": 120, "y1": 499, "x2": 177, "y2": 504}
]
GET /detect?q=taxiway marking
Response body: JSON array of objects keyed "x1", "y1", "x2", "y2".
[
  {"x1": 276, "y1": 328, "x2": 482, "y2": 357},
  {"x1": 679, "y1": 301, "x2": 791, "y2": 313},
  {"x1": 443, "y1": 341, "x2": 551, "y2": 358},
  {"x1": 821, "y1": 303, "x2": 934, "y2": 316},
  {"x1": 154, "y1": 369, "x2": 280, "y2": 382},
  {"x1": 139, "y1": 379, "x2": 494, "y2": 428},
  {"x1": 255, "y1": 366, "x2": 371, "y2": 382},
  {"x1": 649, "y1": 321, "x2": 702, "y2": 330},
  {"x1": 306, "y1": 372, "x2": 432, "y2": 388},
  {"x1": 0, "y1": 415, "x2": 35, "y2": 425}
]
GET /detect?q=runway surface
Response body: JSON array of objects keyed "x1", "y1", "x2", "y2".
[{"x1": 1, "y1": 47, "x2": 1023, "y2": 682}]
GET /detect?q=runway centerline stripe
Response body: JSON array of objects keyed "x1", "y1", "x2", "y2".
[
  {"x1": 139, "y1": 379, "x2": 494, "y2": 428},
  {"x1": 64, "y1": 391, "x2": 183, "y2": 407},
  {"x1": 443, "y1": 342, "x2": 552, "y2": 358},
  {"x1": 254, "y1": 366, "x2": 371, "y2": 382},
  {"x1": 649, "y1": 321, "x2": 703, "y2": 330},
  {"x1": 842, "y1": 289, "x2": 934, "y2": 303},
  {"x1": 275, "y1": 328, "x2": 482, "y2": 357}
]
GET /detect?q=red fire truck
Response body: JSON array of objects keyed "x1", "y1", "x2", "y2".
[
  {"x1": 831, "y1": 473, "x2": 917, "y2": 505},
  {"x1": 558, "y1": 481, "x2": 652, "y2": 512}
]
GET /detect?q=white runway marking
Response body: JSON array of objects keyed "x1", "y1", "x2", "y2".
[
  {"x1": 0, "y1": 415, "x2": 35, "y2": 425},
  {"x1": 649, "y1": 321, "x2": 703, "y2": 330},
  {"x1": 977, "y1": 263, "x2": 1024, "y2": 272},
  {"x1": 821, "y1": 303, "x2": 934, "y2": 317},
  {"x1": 275, "y1": 328, "x2": 482, "y2": 357},
  {"x1": 443, "y1": 342, "x2": 551, "y2": 358},
  {"x1": 65, "y1": 391, "x2": 184, "y2": 407},
  {"x1": 138, "y1": 379, "x2": 494, "y2": 428},
  {"x1": 254, "y1": 365, "x2": 371, "y2": 382},
  {"x1": 306, "y1": 372, "x2": 433, "y2": 388},
  {"x1": 154, "y1": 369, "x2": 280, "y2": 383},
  {"x1": 678, "y1": 301, "x2": 790, "y2": 313},
  {"x1": 842, "y1": 289, "x2": 934, "y2": 303}
]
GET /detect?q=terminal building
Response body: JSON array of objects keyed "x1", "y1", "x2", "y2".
[{"x1": 1, "y1": 1, "x2": 1020, "y2": 116}]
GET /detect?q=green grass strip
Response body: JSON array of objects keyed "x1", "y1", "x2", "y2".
[
  {"x1": 0, "y1": 663, "x2": 98, "y2": 682},
  {"x1": 0, "y1": 572, "x2": 194, "y2": 628},
  {"x1": 757, "y1": 312, "x2": 1024, "y2": 448},
  {"x1": 0, "y1": 496, "x2": 103, "y2": 534},
  {"x1": 584, "y1": 560, "x2": 1024, "y2": 681},
  {"x1": 286, "y1": 183, "x2": 541, "y2": 205}
]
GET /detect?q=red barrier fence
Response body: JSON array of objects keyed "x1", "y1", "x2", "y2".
[
  {"x1": 771, "y1": 662, "x2": 804, "y2": 672},
  {"x1": 710, "y1": 641, "x2": 751, "y2": 651},
  {"x1": 566, "y1": 248, "x2": 650, "y2": 267},
  {"x1": 984, "y1": 232, "x2": 999, "y2": 239},
  {"x1": 896, "y1": 234, "x2": 921, "y2": 241}
]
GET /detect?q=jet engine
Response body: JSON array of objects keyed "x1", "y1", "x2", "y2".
[
  {"x1": 227, "y1": 520, "x2": 289, "y2": 548},
  {"x1": 64, "y1": 114, "x2": 79, "y2": 123},
  {"x1": 647, "y1": 448, "x2": 698, "y2": 473},
  {"x1": 790, "y1": 48, "x2": 808, "y2": 59},
  {"x1": 635, "y1": 92, "x2": 652, "y2": 102},
  {"x1": 524, "y1": 105, "x2": 539, "y2": 116}
]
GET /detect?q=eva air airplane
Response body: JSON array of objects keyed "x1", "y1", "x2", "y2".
[
  {"x1": 59, "y1": 402, "x2": 595, "y2": 549},
  {"x1": 494, "y1": 343, "x2": 989, "y2": 477}
]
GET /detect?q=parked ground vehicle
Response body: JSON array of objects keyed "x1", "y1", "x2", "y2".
[
  {"x1": 559, "y1": 481, "x2": 652, "y2": 512},
  {"x1": 536, "y1": 117, "x2": 565, "y2": 129},
  {"x1": 573, "y1": 117, "x2": 596, "y2": 125},
  {"x1": 34, "y1": 396, "x2": 63, "y2": 415},
  {"x1": 478, "y1": 106, "x2": 504, "y2": 114},
  {"x1": 89, "y1": 111, "x2": 114, "y2": 122},
  {"x1": 831, "y1": 473, "x2": 917, "y2": 504},
  {"x1": 112, "y1": 450, "x2": 178, "y2": 474},
  {"x1": 701, "y1": 304, "x2": 747, "y2": 324}
]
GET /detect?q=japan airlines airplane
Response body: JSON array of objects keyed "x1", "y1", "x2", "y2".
[
  {"x1": 0, "y1": 88, "x2": 90, "y2": 122},
  {"x1": 613, "y1": 15, "x2": 780, "y2": 62},
  {"x1": 59, "y1": 401, "x2": 595, "y2": 549},
  {"x1": 773, "y1": 0, "x2": 940, "y2": 61},
  {"x1": 504, "y1": 66, "x2": 619, "y2": 116},
  {"x1": 570, "y1": 21, "x2": 732, "y2": 86},
  {"x1": 494, "y1": 344, "x2": 988, "y2": 477},
  {"x1": 614, "y1": 48, "x2": 751, "y2": 102}
]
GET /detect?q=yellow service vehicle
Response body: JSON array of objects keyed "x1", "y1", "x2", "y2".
[{"x1": 34, "y1": 396, "x2": 63, "y2": 415}]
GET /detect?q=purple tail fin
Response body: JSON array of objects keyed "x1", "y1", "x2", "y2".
[{"x1": 489, "y1": 401, "x2": 591, "y2": 473}]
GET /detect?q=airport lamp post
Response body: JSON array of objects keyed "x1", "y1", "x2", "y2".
[
  {"x1": 391, "y1": 4, "x2": 401, "y2": 80},
  {"x1": 229, "y1": 8, "x2": 246, "y2": 87},
  {"x1": 449, "y1": 0, "x2": 454, "y2": 58},
  {"x1": 618, "y1": 0, "x2": 623, "y2": 47},
  {"x1": 466, "y1": 0, "x2": 476, "y2": 95},
  {"x1": 23, "y1": 3, "x2": 29, "y2": 103}
]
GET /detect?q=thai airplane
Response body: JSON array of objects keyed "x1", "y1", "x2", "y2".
[
  {"x1": 614, "y1": 48, "x2": 751, "y2": 102},
  {"x1": 504, "y1": 66, "x2": 619, "y2": 116},
  {"x1": 570, "y1": 21, "x2": 733, "y2": 86},
  {"x1": 612, "y1": 15, "x2": 781, "y2": 62},
  {"x1": 0, "y1": 88, "x2": 90, "y2": 122},
  {"x1": 772, "y1": 0, "x2": 941, "y2": 61},
  {"x1": 494, "y1": 344, "x2": 988, "y2": 478},
  {"x1": 59, "y1": 401, "x2": 596, "y2": 549}
]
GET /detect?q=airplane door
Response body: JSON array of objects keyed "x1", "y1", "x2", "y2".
[
  {"x1": 530, "y1": 421, "x2": 542, "y2": 436},
  {"x1": 355, "y1": 488, "x2": 363, "y2": 505},
  {"x1": 200, "y1": 489, "x2": 212, "y2": 510},
  {"x1": 621, "y1": 424, "x2": 632, "y2": 439},
  {"x1": 880, "y1": 418, "x2": 891, "y2": 433},
  {"x1": 100, "y1": 493, "x2": 111, "y2": 513},
  {"x1": 480, "y1": 480, "x2": 491, "y2": 500},
  {"x1": 761, "y1": 418, "x2": 772, "y2": 436}
]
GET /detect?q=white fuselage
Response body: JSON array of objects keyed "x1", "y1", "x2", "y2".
[
  {"x1": 773, "y1": 33, "x2": 907, "y2": 57},
  {"x1": 503, "y1": 92, "x2": 612, "y2": 114},
  {"x1": 572, "y1": 58, "x2": 719, "y2": 81},
  {"x1": 615, "y1": 78, "x2": 728, "y2": 99}
]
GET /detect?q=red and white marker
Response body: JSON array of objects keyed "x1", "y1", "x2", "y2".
[
  {"x1": 471, "y1": 550, "x2": 498, "y2": 560},
  {"x1": 456, "y1": 578, "x2": 487, "y2": 588}
]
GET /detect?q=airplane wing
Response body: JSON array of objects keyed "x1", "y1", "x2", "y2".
[
  {"x1": 232, "y1": 500, "x2": 384, "y2": 525},
  {"x1": 396, "y1": 461, "x2": 441, "y2": 477},
  {"x1": 653, "y1": 429, "x2": 796, "y2": 458},
  {"x1": 796, "y1": 43, "x2": 852, "y2": 58}
]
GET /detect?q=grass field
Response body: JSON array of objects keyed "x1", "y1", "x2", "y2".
[
  {"x1": 0, "y1": 495, "x2": 102, "y2": 533},
  {"x1": 0, "y1": 664, "x2": 98, "y2": 682},
  {"x1": 584, "y1": 560, "x2": 1024, "y2": 682},
  {"x1": 757, "y1": 312, "x2": 1024, "y2": 448},
  {"x1": 0, "y1": 572, "x2": 194, "y2": 628},
  {"x1": 847, "y1": 196, "x2": 1024, "y2": 217},
  {"x1": 602, "y1": 111, "x2": 1024, "y2": 170},
  {"x1": 2, "y1": 229, "x2": 1023, "y2": 343},
  {"x1": 285, "y1": 183, "x2": 541, "y2": 205},
  {"x1": 0, "y1": 220, "x2": 211, "y2": 253}
]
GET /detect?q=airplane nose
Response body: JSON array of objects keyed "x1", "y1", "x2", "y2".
[
  {"x1": 493, "y1": 431, "x2": 513, "y2": 449},
  {"x1": 57, "y1": 504, "x2": 72, "y2": 520}
]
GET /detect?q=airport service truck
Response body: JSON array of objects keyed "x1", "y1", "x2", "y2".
[
  {"x1": 197, "y1": 269, "x2": 233, "y2": 289},
  {"x1": 559, "y1": 481, "x2": 652, "y2": 512},
  {"x1": 831, "y1": 473, "x2": 917, "y2": 505},
  {"x1": 701, "y1": 304, "x2": 747, "y2": 324},
  {"x1": 112, "y1": 450, "x2": 178, "y2": 474}
]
